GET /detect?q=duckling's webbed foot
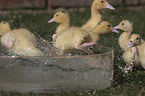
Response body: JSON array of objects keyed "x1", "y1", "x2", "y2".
[
  {"x1": 75, "y1": 43, "x2": 97, "y2": 50},
  {"x1": 75, "y1": 43, "x2": 97, "y2": 54},
  {"x1": 51, "y1": 34, "x2": 57, "y2": 43}
]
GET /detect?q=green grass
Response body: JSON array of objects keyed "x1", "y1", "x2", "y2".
[{"x1": 0, "y1": 8, "x2": 145, "y2": 95}]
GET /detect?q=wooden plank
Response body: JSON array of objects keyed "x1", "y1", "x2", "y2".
[
  {"x1": 48, "y1": 0, "x2": 93, "y2": 8},
  {"x1": 48, "y1": 0, "x2": 120, "y2": 8},
  {"x1": 0, "y1": 0, "x2": 45, "y2": 9},
  {"x1": 140, "y1": 0, "x2": 145, "y2": 4},
  {"x1": 124, "y1": 0, "x2": 139, "y2": 5}
]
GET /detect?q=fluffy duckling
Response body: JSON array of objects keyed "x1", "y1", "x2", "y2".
[
  {"x1": 54, "y1": 21, "x2": 118, "y2": 54},
  {"x1": 114, "y1": 20, "x2": 133, "y2": 51},
  {"x1": 0, "y1": 21, "x2": 44, "y2": 56},
  {"x1": 123, "y1": 34, "x2": 144, "y2": 66},
  {"x1": 0, "y1": 21, "x2": 37, "y2": 45},
  {"x1": 89, "y1": 21, "x2": 119, "y2": 43},
  {"x1": 0, "y1": 21, "x2": 11, "y2": 35},
  {"x1": 81, "y1": 0, "x2": 115, "y2": 31},
  {"x1": 127, "y1": 34, "x2": 145, "y2": 69},
  {"x1": 48, "y1": 11, "x2": 70, "y2": 42}
]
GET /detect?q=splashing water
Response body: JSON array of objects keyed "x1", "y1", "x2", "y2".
[
  {"x1": 34, "y1": 31, "x2": 58, "y2": 56},
  {"x1": 0, "y1": 31, "x2": 103, "y2": 57}
]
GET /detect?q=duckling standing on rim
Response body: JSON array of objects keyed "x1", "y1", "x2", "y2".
[
  {"x1": 123, "y1": 34, "x2": 144, "y2": 66},
  {"x1": 114, "y1": 20, "x2": 133, "y2": 51},
  {"x1": 48, "y1": 11, "x2": 70, "y2": 43},
  {"x1": 54, "y1": 21, "x2": 119, "y2": 55},
  {"x1": 127, "y1": 34, "x2": 145, "y2": 69},
  {"x1": 0, "y1": 21, "x2": 44, "y2": 56},
  {"x1": 81, "y1": 0, "x2": 115, "y2": 31}
]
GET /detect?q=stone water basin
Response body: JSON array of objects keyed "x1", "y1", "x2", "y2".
[{"x1": 0, "y1": 46, "x2": 114, "y2": 93}]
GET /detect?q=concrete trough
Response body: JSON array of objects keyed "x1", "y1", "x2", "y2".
[{"x1": 0, "y1": 46, "x2": 114, "y2": 93}]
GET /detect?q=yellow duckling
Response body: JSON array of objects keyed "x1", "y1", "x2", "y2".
[
  {"x1": 123, "y1": 34, "x2": 144, "y2": 66},
  {"x1": 0, "y1": 21, "x2": 11, "y2": 35},
  {"x1": 81, "y1": 0, "x2": 115, "y2": 31},
  {"x1": 89, "y1": 21, "x2": 119, "y2": 43},
  {"x1": 0, "y1": 21, "x2": 44, "y2": 56},
  {"x1": 48, "y1": 11, "x2": 70, "y2": 42},
  {"x1": 0, "y1": 21, "x2": 37, "y2": 45},
  {"x1": 114, "y1": 20, "x2": 133, "y2": 51},
  {"x1": 54, "y1": 21, "x2": 118, "y2": 54},
  {"x1": 127, "y1": 34, "x2": 145, "y2": 69}
]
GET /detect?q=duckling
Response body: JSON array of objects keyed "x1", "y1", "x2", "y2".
[
  {"x1": 114, "y1": 20, "x2": 133, "y2": 51},
  {"x1": 127, "y1": 34, "x2": 145, "y2": 69},
  {"x1": 0, "y1": 21, "x2": 44, "y2": 56},
  {"x1": 123, "y1": 34, "x2": 144, "y2": 66},
  {"x1": 0, "y1": 21, "x2": 37, "y2": 45},
  {"x1": 0, "y1": 21, "x2": 11, "y2": 35},
  {"x1": 89, "y1": 21, "x2": 119, "y2": 43},
  {"x1": 48, "y1": 11, "x2": 70, "y2": 42},
  {"x1": 81, "y1": 0, "x2": 115, "y2": 31},
  {"x1": 54, "y1": 21, "x2": 119, "y2": 54}
]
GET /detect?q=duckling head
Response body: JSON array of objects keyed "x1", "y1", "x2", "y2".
[
  {"x1": 92, "y1": 0, "x2": 115, "y2": 10},
  {"x1": 127, "y1": 34, "x2": 143, "y2": 48},
  {"x1": 48, "y1": 11, "x2": 70, "y2": 24},
  {"x1": 0, "y1": 21, "x2": 11, "y2": 36},
  {"x1": 114, "y1": 20, "x2": 133, "y2": 32},
  {"x1": 94, "y1": 21, "x2": 119, "y2": 34}
]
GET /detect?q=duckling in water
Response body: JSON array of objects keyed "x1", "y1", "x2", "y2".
[
  {"x1": 126, "y1": 34, "x2": 145, "y2": 69},
  {"x1": 114, "y1": 20, "x2": 133, "y2": 51},
  {"x1": 0, "y1": 21, "x2": 44, "y2": 56},
  {"x1": 54, "y1": 21, "x2": 119, "y2": 55},
  {"x1": 48, "y1": 11, "x2": 70, "y2": 43},
  {"x1": 81, "y1": 0, "x2": 115, "y2": 31},
  {"x1": 123, "y1": 34, "x2": 144, "y2": 66}
]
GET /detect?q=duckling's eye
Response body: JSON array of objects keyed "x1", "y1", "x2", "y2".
[
  {"x1": 61, "y1": 11, "x2": 65, "y2": 13},
  {"x1": 122, "y1": 23, "x2": 124, "y2": 25},
  {"x1": 107, "y1": 24, "x2": 111, "y2": 27},
  {"x1": 101, "y1": 1, "x2": 104, "y2": 3},
  {"x1": 136, "y1": 38, "x2": 139, "y2": 40},
  {"x1": 56, "y1": 14, "x2": 59, "y2": 17}
]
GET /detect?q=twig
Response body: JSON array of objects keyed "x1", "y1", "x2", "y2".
[{"x1": 139, "y1": 87, "x2": 144, "y2": 96}]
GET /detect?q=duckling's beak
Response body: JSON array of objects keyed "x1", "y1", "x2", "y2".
[
  {"x1": 106, "y1": 3, "x2": 115, "y2": 10},
  {"x1": 112, "y1": 28, "x2": 119, "y2": 33},
  {"x1": 114, "y1": 25, "x2": 120, "y2": 29},
  {"x1": 48, "y1": 18, "x2": 55, "y2": 23},
  {"x1": 127, "y1": 41, "x2": 134, "y2": 48}
]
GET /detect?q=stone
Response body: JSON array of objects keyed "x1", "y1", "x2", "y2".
[{"x1": 0, "y1": 46, "x2": 114, "y2": 93}]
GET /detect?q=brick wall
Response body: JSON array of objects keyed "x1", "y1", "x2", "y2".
[{"x1": 0, "y1": 0, "x2": 145, "y2": 9}]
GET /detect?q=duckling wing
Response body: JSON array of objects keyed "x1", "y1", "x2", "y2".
[
  {"x1": 1, "y1": 32, "x2": 15, "y2": 48},
  {"x1": 8, "y1": 29, "x2": 43, "y2": 56},
  {"x1": 13, "y1": 29, "x2": 37, "y2": 45},
  {"x1": 55, "y1": 27, "x2": 92, "y2": 50}
]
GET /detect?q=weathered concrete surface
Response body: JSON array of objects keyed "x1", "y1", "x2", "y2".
[{"x1": 0, "y1": 46, "x2": 114, "y2": 93}]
